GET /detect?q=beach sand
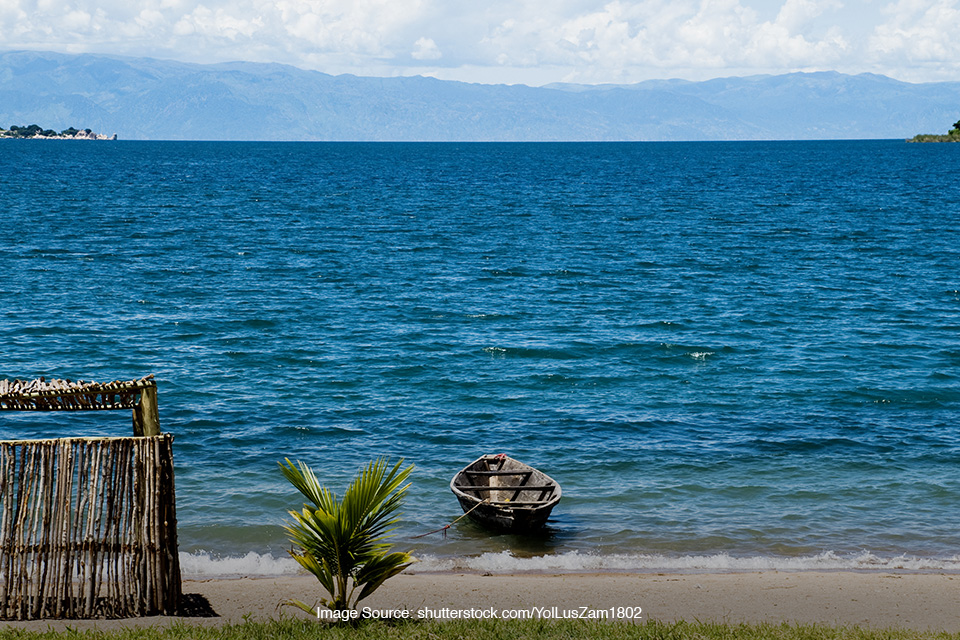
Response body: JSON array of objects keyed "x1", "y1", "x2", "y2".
[{"x1": 3, "y1": 571, "x2": 959, "y2": 633}]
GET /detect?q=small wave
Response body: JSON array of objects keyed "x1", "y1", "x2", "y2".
[
  {"x1": 179, "y1": 550, "x2": 960, "y2": 578},
  {"x1": 658, "y1": 343, "x2": 720, "y2": 355},
  {"x1": 180, "y1": 551, "x2": 301, "y2": 578},
  {"x1": 479, "y1": 345, "x2": 583, "y2": 360},
  {"x1": 481, "y1": 268, "x2": 529, "y2": 278},
  {"x1": 412, "y1": 550, "x2": 960, "y2": 573},
  {"x1": 634, "y1": 320, "x2": 686, "y2": 329}
]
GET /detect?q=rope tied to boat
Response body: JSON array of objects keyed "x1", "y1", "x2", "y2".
[{"x1": 411, "y1": 499, "x2": 490, "y2": 539}]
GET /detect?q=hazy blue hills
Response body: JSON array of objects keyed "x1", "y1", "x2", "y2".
[{"x1": 2, "y1": 50, "x2": 959, "y2": 141}]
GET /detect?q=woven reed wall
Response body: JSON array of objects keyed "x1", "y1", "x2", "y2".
[{"x1": 0, "y1": 435, "x2": 181, "y2": 619}]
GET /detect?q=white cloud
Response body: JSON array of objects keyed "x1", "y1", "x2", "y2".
[
  {"x1": 173, "y1": 5, "x2": 264, "y2": 40},
  {"x1": 473, "y1": 0, "x2": 848, "y2": 81},
  {"x1": 0, "y1": 0, "x2": 957, "y2": 83},
  {"x1": 859, "y1": 0, "x2": 960, "y2": 80},
  {"x1": 0, "y1": 0, "x2": 427, "y2": 59},
  {"x1": 870, "y1": 0, "x2": 960, "y2": 58},
  {"x1": 411, "y1": 36, "x2": 441, "y2": 60},
  {"x1": 775, "y1": 0, "x2": 837, "y2": 31}
]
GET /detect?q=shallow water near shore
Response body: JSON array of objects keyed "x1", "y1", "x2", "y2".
[{"x1": 3, "y1": 140, "x2": 960, "y2": 576}]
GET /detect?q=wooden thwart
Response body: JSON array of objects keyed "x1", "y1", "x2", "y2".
[
  {"x1": 458, "y1": 485, "x2": 555, "y2": 491},
  {"x1": 465, "y1": 470, "x2": 534, "y2": 476}
]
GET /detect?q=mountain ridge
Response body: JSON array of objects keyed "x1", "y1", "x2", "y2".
[{"x1": 2, "y1": 50, "x2": 958, "y2": 141}]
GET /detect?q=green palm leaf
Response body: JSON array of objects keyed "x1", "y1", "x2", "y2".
[{"x1": 353, "y1": 551, "x2": 416, "y2": 604}]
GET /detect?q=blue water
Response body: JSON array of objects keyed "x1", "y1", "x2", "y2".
[{"x1": 3, "y1": 140, "x2": 960, "y2": 575}]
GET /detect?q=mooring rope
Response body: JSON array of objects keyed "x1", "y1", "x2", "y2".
[{"x1": 412, "y1": 499, "x2": 490, "y2": 539}]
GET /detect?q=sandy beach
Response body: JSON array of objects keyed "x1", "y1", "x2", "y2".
[{"x1": 3, "y1": 571, "x2": 959, "y2": 633}]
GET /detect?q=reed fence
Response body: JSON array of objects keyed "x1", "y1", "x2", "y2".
[{"x1": 0, "y1": 376, "x2": 180, "y2": 620}]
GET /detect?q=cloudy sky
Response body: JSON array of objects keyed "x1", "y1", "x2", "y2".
[{"x1": 1, "y1": 0, "x2": 958, "y2": 85}]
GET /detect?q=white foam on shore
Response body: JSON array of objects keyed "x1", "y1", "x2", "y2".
[
  {"x1": 413, "y1": 550, "x2": 960, "y2": 573},
  {"x1": 179, "y1": 550, "x2": 960, "y2": 578},
  {"x1": 179, "y1": 551, "x2": 301, "y2": 578}
]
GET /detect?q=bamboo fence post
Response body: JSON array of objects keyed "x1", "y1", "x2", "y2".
[
  {"x1": 133, "y1": 385, "x2": 160, "y2": 437},
  {"x1": 0, "y1": 447, "x2": 11, "y2": 617},
  {"x1": 159, "y1": 434, "x2": 181, "y2": 613}
]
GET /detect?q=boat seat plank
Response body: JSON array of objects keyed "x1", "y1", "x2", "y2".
[
  {"x1": 486, "y1": 501, "x2": 552, "y2": 506},
  {"x1": 465, "y1": 470, "x2": 533, "y2": 476},
  {"x1": 459, "y1": 485, "x2": 555, "y2": 491}
]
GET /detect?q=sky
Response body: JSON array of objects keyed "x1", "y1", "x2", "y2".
[{"x1": 1, "y1": 0, "x2": 959, "y2": 85}]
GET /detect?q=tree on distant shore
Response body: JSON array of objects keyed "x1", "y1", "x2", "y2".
[
  {"x1": 4, "y1": 124, "x2": 58, "y2": 137},
  {"x1": 908, "y1": 117, "x2": 960, "y2": 142},
  {"x1": 9, "y1": 124, "x2": 42, "y2": 137}
]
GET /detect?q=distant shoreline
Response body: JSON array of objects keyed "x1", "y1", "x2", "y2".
[
  {"x1": 907, "y1": 134, "x2": 960, "y2": 143},
  {"x1": 0, "y1": 125, "x2": 117, "y2": 140}
]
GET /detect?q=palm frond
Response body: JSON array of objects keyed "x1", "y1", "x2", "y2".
[
  {"x1": 282, "y1": 599, "x2": 320, "y2": 616},
  {"x1": 279, "y1": 458, "x2": 323, "y2": 507},
  {"x1": 353, "y1": 551, "x2": 416, "y2": 604}
]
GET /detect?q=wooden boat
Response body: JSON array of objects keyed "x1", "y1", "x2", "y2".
[{"x1": 450, "y1": 454, "x2": 561, "y2": 531}]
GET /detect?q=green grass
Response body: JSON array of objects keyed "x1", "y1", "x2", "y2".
[{"x1": 2, "y1": 618, "x2": 960, "y2": 640}]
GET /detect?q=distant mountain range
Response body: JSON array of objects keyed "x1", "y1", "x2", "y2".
[{"x1": 2, "y1": 50, "x2": 958, "y2": 141}]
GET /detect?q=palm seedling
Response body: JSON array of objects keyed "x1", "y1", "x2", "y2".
[{"x1": 279, "y1": 457, "x2": 416, "y2": 613}]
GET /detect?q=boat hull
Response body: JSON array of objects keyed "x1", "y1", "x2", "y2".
[{"x1": 453, "y1": 495, "x2": 555, "y2": 530}]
